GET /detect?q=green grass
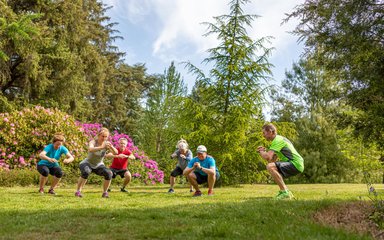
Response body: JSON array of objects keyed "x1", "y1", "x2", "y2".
[{"x1": 0, "y1": 184, "x2": 374, "y2": 240}]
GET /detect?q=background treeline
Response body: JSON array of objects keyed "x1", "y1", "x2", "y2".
[{"x1": 0, "y1": 0, "x2": 382, "y2": 185}]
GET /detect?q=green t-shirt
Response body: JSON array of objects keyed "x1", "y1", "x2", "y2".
[{"x1": 269, "y1": 135, "x2": 304, "y2": 172}]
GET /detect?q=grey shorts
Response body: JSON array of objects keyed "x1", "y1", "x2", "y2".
[{"x1": 275, "y1": 161, "x2": 300, "y2": 178}]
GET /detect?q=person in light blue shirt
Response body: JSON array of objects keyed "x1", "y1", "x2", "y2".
[
  {"x1": 37, "y1": 133, "x2": 74, "y2": 195},
  {"x1": 183, "y1": 145, "x2": 220, "y2": 197}
]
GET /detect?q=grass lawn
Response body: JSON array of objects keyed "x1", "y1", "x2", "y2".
[{"x1": 0, "y1": 184, "x2": 374, "y2": 240}]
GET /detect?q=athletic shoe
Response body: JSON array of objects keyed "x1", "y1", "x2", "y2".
[
  {"x1": 275, "y1": 190, "x2": 293, "y2": 200},
  {"x1": 38, "y1": 188, "x2": 44, "y2": 194},
  {"x1": 193, "y1": 190, "x2": 202, "y2": 197},
  {"x1": 102, "y1": 192, "x2": 109, "y2": 198},
  {"x1": 48, "y1": 189, "x2": 56, "y2": 195},
  {"x1": 75, "y1": 191, "x2": 83, "y2": 198},
  {"x1": 208, "y1": 189, "x2": 214, "y2": 196},
  {"x1": 120, "y1": 188, "x2": 128, "y2": 192},
  {"x1": 168, "y1": 188, "x2": 175, "y2": 193},
  {"x1": 189, "y1": 189, "x2": 194, "y2": 193}
]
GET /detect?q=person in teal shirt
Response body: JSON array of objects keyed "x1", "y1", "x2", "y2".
[
  {"x1": 257, "y1": 123, "x2": 304, "y2": 200},
  {"x1": 183, "y1": 145, "x2": 220, "y2": 197},
  {"x1": 37, "y1": 133, "x2": 74, "y2": 195}
]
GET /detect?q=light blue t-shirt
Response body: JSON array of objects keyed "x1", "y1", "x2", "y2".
[
  {"x1": 38, "y1": 144, "x2": 69, "y2": 168},
  {"x1": 188, "y1": 156, "x2": 218, "y2": 176}
]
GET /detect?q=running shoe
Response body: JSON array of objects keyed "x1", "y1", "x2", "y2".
[
  {"x1": 48, "y1": 188, "x2": 56, "y2": 195},
  {"x1": 193, "y1": 190, "x2": 202, "y2": 197},
  {"x1": 102, "y1": 192, "x2": 109, "y2": 198},
  {"x1": 168, "y1": 188, "x2": 175, "y2": 193},
  {"x1": 75, "y1": 191, "x2": 83, "y2": 198}
]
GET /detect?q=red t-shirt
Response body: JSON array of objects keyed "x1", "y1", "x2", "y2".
[{"x1": 110, "y1": 148, "x2": 132, "y2": 170}]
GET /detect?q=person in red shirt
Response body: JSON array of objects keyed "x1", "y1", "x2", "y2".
[{"x1": 106, "y1": 137, "x2": 135, "y2": 192}]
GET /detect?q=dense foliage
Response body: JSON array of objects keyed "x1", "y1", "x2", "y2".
[
  {"x1": 0, "y1": 106, "x2": 163, "y2": 185},
  {"x1": 0, "y1": 0, "x2": 153, "y2": 134},
  {"x1": 0, "y1": 0, "x2": 382, "y2": 186},
  {"x1": 285, "y1": 0, "x2": 384, "y2": 149}
]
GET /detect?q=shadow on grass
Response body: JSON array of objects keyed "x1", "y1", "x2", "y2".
[{"x1": 0, "y1": 197, "x2": 372, "y2": 240}]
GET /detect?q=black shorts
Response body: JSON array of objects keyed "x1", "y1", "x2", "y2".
[
  {"x1": 37, "y1": 165, "x2": 63, "y2": 178},
  {"x1": 110, "y1": 168, "x2": 128, "y2": 178},
  {"x1": 275, "y1": 161, "x2": 300, "y2": 178},
  {"x1": 195, "y1": 171, "x2": 220, "y2": 184},
  {"x1": 170, "y1": 166, "x2": 184, "y2": 177}
]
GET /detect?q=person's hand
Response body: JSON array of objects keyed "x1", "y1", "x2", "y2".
[
  {"x1": 128, "y1": 155, "x2": 136, "y2": 160},
  {"x1": 63, "y1": 158, "x2": 72, "y2": 164},
  {"x1": 118, "y1": 154, "x2": 128, "y2": 158},
  {"x1": 180, "y1": 154, "x2": 186, "y2": 159},
  {"x1": 257, "y1": 146, "x2": 265, "y2": 153},
  {"x1": 194, "y1": 162, "x2": 200, "y2": 169},
  {"x1": 170, "y1": 153, "x2": 177, "y2": 158},
  {"x1": 104, "y1": 141, "x2": 112, "y2": 149},
  {"x1": 49, "y1": 158, "x2": 58, "y2": 163}
]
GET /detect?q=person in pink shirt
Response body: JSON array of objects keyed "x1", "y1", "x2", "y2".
[{"x1": 106, "y1": 137, "x2": 135, "y2": 192}]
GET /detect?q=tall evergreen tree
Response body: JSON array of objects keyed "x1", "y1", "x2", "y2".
[
  {"x1": 137, "y1": 62, "x2": 188, "y2": 164},
  {"x1": 184, "y1": 0, "x2": 274, "y2": 184}
]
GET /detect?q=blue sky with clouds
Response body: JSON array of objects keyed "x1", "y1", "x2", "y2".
[{"x1": 101, "y1": 0, "x2": 304, "y2": 94}]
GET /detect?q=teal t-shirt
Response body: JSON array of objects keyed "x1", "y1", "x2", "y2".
[
  {"x1": 37, "y1": 144, "x2": 69, "y2": 168},
  {"x1": 188, "y1": 156, "x2": 219, "y2": 176},
  {"x1": 269, "y1": 135, "x2": 304, "y2": 172}
]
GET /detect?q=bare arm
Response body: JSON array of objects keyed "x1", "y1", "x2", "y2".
[
  {"x1": 39, "y1": 151, "x2": 58, "y2": 163},
  {"x1": 183, "y1": 166, "x2": 195, "y2": 176},
  {"x1": 88, "y1": 140, "x2": 105, "y2": 152},
  {"x1": 106, "y1": 142, "x2": 118, "y2": 155},
  {"x1": 257, "y1": 146, "x2": 277, "y2": 163},
  {"x1": 63, "y1": 152, "x2": 74, "y2": 164}
]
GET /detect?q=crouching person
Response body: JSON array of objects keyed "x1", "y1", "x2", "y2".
[
  {"x1": 37, "y1": 133, "x2": 74, "y2": 195},
  {"x1": 75, "y1": 127, "x2": 117, "y2": 198},
  {"x1": 183, "y1": 145, "x2": 220, "y2": 197}
]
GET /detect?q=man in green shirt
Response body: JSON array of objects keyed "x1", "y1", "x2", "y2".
[{"x1": 257, "y1": 123, "x2": 304, "y2": 199}]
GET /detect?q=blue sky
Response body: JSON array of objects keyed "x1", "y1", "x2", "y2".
[{"x1": 101, "y1": 0, "x2": 304, "y2": 95}]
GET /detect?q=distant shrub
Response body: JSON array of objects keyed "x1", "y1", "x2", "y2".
[{"x1": 0, "y1": 168, "x2": 39, "y2": 187}]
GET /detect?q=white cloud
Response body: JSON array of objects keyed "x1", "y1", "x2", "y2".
[
  {"x1": 102, "y1": 0, "x2": 152, "y2": 24},
  {"x1": 149, "y1": 0, "x2": 302, "y2": 63},
  {"x1": 151, "y1": 0, "x2": 227, "y2": 57},
  {"x1": 102, "y1": 0, "x2": 304, "y2": 74}
]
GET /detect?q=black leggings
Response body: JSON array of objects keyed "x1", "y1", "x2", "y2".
[
  {"x1": 37, "y1": 165, "x2": 63, "y2": 178},
  {"x1": 79, "y1": 162, "x2": 112, "y2": 180}
]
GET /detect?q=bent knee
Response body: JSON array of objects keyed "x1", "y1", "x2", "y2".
[
  {"x1": 55, "y1": 171, "x2": 63, "y2": 178},
  {"x1": 104, "y1": 170, "x2": 113, "y2": 180},
  {"x1": 266, "y1": 162, "x2": 276, "y2": 171}
]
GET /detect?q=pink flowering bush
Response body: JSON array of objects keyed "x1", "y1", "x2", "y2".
[
  {"x1": 0, "y1": 106, "x2": 164, "y2": 185},
  {"x1": 0, "y1": 106, "x2": 88, "y2": 172}
]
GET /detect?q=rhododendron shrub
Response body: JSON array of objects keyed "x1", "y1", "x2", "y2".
[
  {"x1": 0, "y1": 106, "x2": 88, "y2": 171},
  {"x1": 0, "y1": 106, "x2": 164, "y2": 185}
]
